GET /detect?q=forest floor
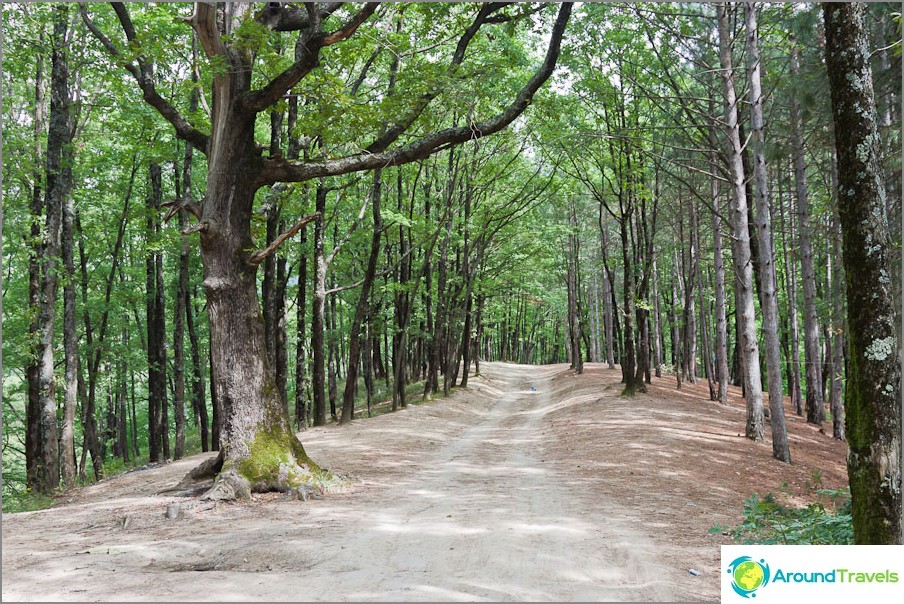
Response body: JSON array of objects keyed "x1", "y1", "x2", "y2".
[{"x1": 1, "y1": 362, "x2": 847, "y2": 601}]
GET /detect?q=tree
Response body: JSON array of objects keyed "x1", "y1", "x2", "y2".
[
  {"x1": 717, "y1": 2, "x2": 765, "y2": 442},
  {"x1": 789, "y1": 34, "x2": 825, "y2": 427},
  {"x1": 824, "y1": 1, "x2": 901, "y2": 545},
  {"x1": 81, "y1": 2, "x2": 573, "y2": 498},
  {"x1": 744, "y1": 2, "x2": 790, "y2": 463},
  {"x1": 31, "y1": 3, "x2": 72, "y2": 493}
]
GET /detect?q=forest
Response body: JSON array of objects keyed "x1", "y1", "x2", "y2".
[{"x1": 1, "y1": 2, "x2": 902, "y2": 595}]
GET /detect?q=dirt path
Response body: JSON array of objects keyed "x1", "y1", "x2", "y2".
[{"x1": 2, "y1": 362, "x2": 846, "y2": 601}]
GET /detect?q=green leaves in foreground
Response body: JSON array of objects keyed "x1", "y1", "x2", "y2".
[{"x1": 710, "y1": 488, "x2": 853, "y2": 545}]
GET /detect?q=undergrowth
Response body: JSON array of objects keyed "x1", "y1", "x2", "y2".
[{"x1": 711, "y1": 482, "x2": 853, "y2": 544}]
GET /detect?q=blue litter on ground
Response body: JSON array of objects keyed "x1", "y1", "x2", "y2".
[
  {"x1": 530, "y1": 386, "x2": 537, "y2": 392},
  {"x1": 688, "y1": 569, "x2": 700, "y2": 576}
]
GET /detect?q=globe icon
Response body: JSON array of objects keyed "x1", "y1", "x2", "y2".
[{"x1": 733, "y1": 560, "x2": 765, "y2": 592}]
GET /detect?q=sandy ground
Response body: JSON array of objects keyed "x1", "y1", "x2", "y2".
[{"x1": 1, "y1": 362, "x2": 847, "y2": 601}]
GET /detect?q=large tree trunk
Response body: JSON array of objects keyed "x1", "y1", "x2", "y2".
[
  {"x1": 744, "y1": 3, "x2": 790, "y2": 462},
  {"x1": 718, "y1": 2, "x2": 765, "y2": 442},
  {"x1": 824, "y1": 2, "x2": 901, "y2": 544},
  {"x1": 26, "y1": 25, "x2": 45, "y2": 490},
  {"x1": 34, "y1": 4, "x2": 72, "y2": 493},
  {"x1": 198, "y1": 108, "x2": 319, "y2": 499}
]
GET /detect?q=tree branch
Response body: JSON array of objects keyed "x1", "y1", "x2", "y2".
[
  {"x1": 248, "y1": 212, "x2": 321, "y2": 266},
  {"x1": 80, "y1": 3, "x2": 209, "y2": 153},
  {"x1": 365, "y1": 2, "x2": 510, "y2": 155},
  {"x1": 243, "y1": 3, "x2": 379, "y2": 113},
  {"x1": 322, "y1": 3, "x2": 379, "y2": 45},
  {"x1": 259, "y1": 3, "x2": 573, "y2": 185},
  {"x1": 256, "y1": 2, "x2": 345, "y2": 32},
  {"x1": 184, "y1": 3, "x2": 228, "y2": 60}
]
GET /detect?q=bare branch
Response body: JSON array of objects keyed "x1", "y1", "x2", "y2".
[{"x1": 248, "y1": 212, "x2": 321, "y2": 266}]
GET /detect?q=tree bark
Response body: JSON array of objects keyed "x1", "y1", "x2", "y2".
[{"x1": 824, "y1": 1, "x2": 901, "y2": 544}]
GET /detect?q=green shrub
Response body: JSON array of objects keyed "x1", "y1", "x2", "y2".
[{"x1": 711, "y1": 487, "x2": 853, "y2": 544}]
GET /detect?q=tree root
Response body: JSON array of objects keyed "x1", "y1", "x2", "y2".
[
  {"x1": 162, "y1": 437, "x2": 332, "y2": 502},
  {"x1": 157, "y1": 451, "x2": 225, "y2": 496}
]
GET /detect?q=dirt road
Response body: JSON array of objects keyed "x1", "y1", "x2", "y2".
[{"x1": 2, "y1": 362, "x2": 847, "y2": 601}]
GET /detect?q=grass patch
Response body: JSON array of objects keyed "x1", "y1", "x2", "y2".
[{"x1": 2, "y1": 490, "x2": 57, "y2": 514}]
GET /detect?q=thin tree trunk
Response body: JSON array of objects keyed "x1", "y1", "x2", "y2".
[
  {"x1": 652, "y1": 258, "x2": 663, "y2": 378},
  {"x1": 327, "y1": 272, "x2": 338, "y2": 422},
  {"x1": 718, "y1": 2, "x2": 765, "y2": 442},
  {"x1": 173, "y1": 177, "x2": 189, "y2": 461},
  {"x1": 744, "y1": 2, "x2": 790, "y2": 462},
  {"x1": 710, "y1": 130, "x2": 730, "y2": 405},
  {"x1": 789, "y1": 36, "x2": 824, "y2": 426},
  {"x1": 568, "y1": 204, "x2": 583, "y2": 374},
  {"x1": 209, "y1": 336, "x2": 219, "y2": 451},
  {"x1": 830, "y1": 212, "x2": 846, "y2": 441},
  {"x1": 185, "y1": 285, "x2": 208, "y2": 451},
  {"x1": 683, "y1": 198, "x2": 698, "y2": 384},
  {"x1": 295, "y1": 227, "x2": 308, "y2": 429},
  {"x1": 312, "y1": 184, "x2": 328, "y2": 426},
  {"x1": 779, "y1": 166, "x2": 804, "y2": 416},
  {"x1": 146, "y1": 163, "x2": 168, "y2": 462},
  {"x1": 341, "y1": 169, "x2": 383, "y2": 423}
]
